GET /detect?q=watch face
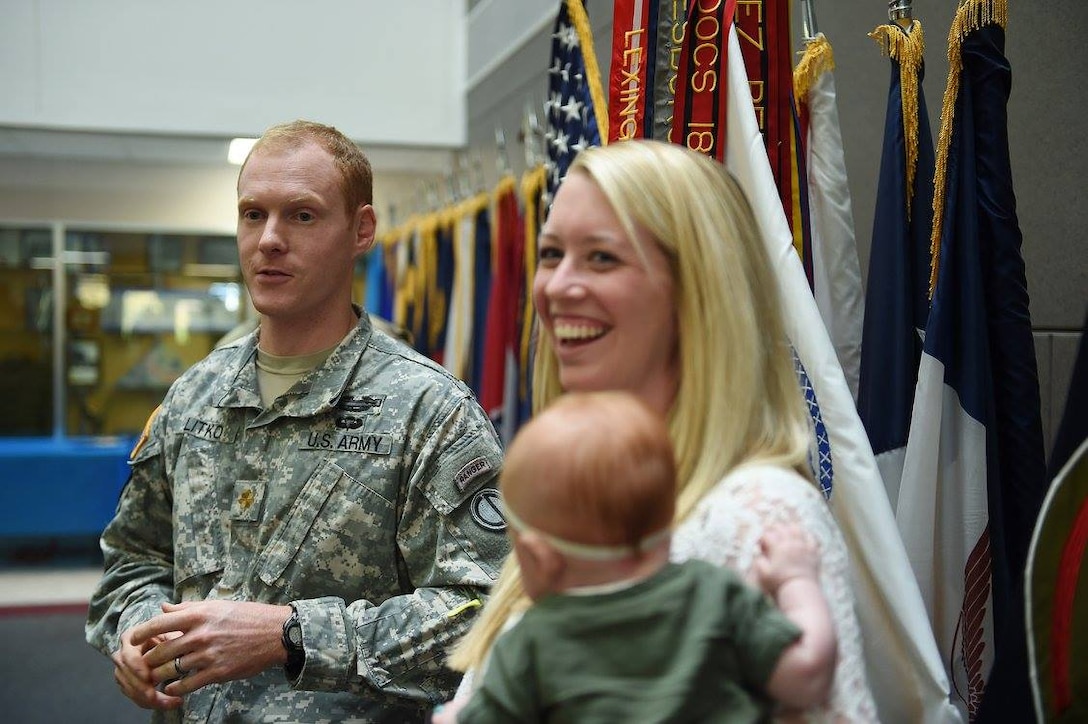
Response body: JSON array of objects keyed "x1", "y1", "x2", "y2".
[{"x1": 287, "y1": 622, "x2": 303, "y2": 648}]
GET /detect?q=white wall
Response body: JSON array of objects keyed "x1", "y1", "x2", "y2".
[
  {"x1": 1, "y1": 0, "x2": 467, "y2": 146},
  {"x1": 0, "y1": 156, "x2": 439, "y2": 234}
]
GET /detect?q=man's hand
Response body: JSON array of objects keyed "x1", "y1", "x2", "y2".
[
  {"x1": 112, "y1": 627, "x2": 184, "y2": 710},
  {"x1": 129, "y1": 600, "x2": 293, "y2": 697}
]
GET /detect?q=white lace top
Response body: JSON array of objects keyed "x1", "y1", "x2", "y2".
[{"x1": 671, "y1": 463, "x2": 879, "y2": 723}]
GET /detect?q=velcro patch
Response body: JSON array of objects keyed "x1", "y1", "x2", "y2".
[
  {"x1": 470, "y1": 488, "x2": 505, "y2": 532},
  {"x1": 299, "y1": 431, "x2": 392, "y2": 455},
  {"x1": 182, "y1": 417, "x2": 236, "y2": 443},
  {"x1": 454, "y1": 456, "x2": 493, "y2": 493},
  {"x1": 130, "y1": 405, "x2": 161, "y2": 460},
  {"x1": 338, "y1": 395, "x2": 385, "y2": 415},
  {"x1": 230, "y1": 480, "x2": 266, "y2": 522}
]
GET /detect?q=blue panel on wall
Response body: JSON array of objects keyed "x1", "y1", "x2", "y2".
[{"x1": 0, "y1": 437, "x2": 133, "y2": 537}]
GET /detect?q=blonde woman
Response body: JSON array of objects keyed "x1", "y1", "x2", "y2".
[{"x1": 450, "y1": 140, "x2": 877, "y2": 722}]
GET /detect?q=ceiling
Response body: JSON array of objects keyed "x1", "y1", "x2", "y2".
[{"x1": 0, "y1": 126, "x2": 457, "y2": 175}]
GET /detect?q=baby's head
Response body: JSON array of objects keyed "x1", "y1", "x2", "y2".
[{"x1": 501, "y1": 391, "x2": 676, "y2": 597}]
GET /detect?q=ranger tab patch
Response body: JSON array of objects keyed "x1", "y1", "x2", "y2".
[{"x1": 454, "y1": 456, "x2": 493, "y2": 493}]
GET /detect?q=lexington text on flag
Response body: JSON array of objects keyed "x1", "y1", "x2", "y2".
[
  {"x1": 858, "y1": 20, "x2": 936, "y2": 508},
  {"x1": 711, "y1": 17, "x2": 960, "y2": 724},
  {"x1": 895, "y1": 1, "x2": 1047, "y2": 721},
  {"x1": 607, "y1": 0, "x2": 686, "y2": 143},
  {"x1": 608, "y1": 0, "x2": 652, "y2": 143},
  {"x1": 793, "y1": 31, "x2": 865, "y2": 404}
]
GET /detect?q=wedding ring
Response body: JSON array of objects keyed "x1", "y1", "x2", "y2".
[{"x1": 174, "y1": 656, "x2": 189, "y2": 678}]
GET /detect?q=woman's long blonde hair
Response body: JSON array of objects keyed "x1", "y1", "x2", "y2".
[{"x1": 449, "y1": 139, "x2": 814, "y2": 672}]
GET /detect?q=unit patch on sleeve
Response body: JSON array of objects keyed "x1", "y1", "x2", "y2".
[
  {"x1": 454, "y1": 456, "x2": 493, "y2": 494},
  {"x1": 130, "y1": 405, "x2": 161, "y2": 460},
  {"x1": 470, "y1": 488, "x2": 505, "y2": 532}
]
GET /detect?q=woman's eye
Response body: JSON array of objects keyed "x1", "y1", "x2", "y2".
[
  {"x1": 538, "y1": 246, "x2": 563, "y2": 263},
  {"x1": 589, "y1": 250, "x2": 618, "y2": 264}
]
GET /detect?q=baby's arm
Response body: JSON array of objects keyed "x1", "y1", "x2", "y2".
[{"x1": 754, "y1": 524, "x2": 837, "y2": 709}]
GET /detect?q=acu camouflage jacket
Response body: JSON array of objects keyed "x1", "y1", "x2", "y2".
[{"x1": 86, "y1": 313, "x2": 508, "y2": 723}]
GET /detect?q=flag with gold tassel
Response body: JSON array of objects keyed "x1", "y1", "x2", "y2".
[
  {"x1": 704, "y1": 14, "x2": 960, "y2": 724},
  {"x1": 793, "y1": 30, "x2": 864, "y2": 403},
  {"x1": 896, "y1": 1, "x2": 1047, "y2": 720},
  {"x1": 858, "y1": 18, "x2": 935, "y2": 505}
]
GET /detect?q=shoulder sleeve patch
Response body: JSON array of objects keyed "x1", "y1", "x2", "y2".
[
  {"x1": 454, "y1": 456, "x2": 493, "y2": 494},
  {"x1": 130, "y1": 404, "x2": 161, "y2": 460}
]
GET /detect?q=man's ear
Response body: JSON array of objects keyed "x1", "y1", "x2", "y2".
[
  {"x1": 354, "y1": 204, "x2": 377, "y2": 255},
  {"x1": 516, "y1": 531, "x2": 565, "y2": 591}
]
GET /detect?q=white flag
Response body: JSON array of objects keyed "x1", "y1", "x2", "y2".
[{"x1": 723, "y1": 26, "x2": 960, "y2": 724}]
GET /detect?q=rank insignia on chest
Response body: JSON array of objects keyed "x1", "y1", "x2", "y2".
[{"x1": 237, "y1": 488, "x2": 256, "y2": 512}]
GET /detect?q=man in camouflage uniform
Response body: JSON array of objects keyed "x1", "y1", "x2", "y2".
[{"x1": 85, "y1": 120, "x2": 508, "y2": 722}]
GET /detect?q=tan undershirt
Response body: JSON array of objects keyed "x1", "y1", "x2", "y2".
[{"x1": 255, "y1": 345, "x2": 337, "y2": 407}]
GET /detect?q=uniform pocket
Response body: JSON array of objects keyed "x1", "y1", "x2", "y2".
[
  {"x1": 256, "y1": 458, "x2": 397, "y2": 593},
  {"x1": 173, "y1": 443, "x2": 226, "y2": 585}
]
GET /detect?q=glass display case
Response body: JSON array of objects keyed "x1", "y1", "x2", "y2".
[
  {"x1": 0, "y1": 225, "x2": 247, "y2": 438},
  {"x1": 0, "y1": 224, "x2": 249, "y2": 538}
]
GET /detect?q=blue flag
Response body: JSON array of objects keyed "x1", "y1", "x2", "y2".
[
  {"x1": 543, "y1": 0, "x2": 606, "y2": 207},
  {"x1": 857, "y1": 21, "x2": 935, "y2": 508},
  {"x1": 896, "y1": 2, "x2": 1047, "y2": 719}
]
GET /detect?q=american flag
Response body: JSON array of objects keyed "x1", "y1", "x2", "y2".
[{"x1": 543, "y1": 0, "x2": 605, "y2": 208}]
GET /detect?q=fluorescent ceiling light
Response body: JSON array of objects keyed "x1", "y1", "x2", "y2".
[{"x1": 228, "y1": 137, "x2": 258, "y2": 165}]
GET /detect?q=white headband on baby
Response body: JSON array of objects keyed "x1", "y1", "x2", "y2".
[{"x1": 502, "y1": 498, "x2": 671, "y2": 562}]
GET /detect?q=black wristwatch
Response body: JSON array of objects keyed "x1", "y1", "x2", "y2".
[{"x1": 281, "y1": 606, "x2": 305, "y2": 678}]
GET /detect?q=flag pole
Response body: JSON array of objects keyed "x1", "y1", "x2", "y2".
[
  {"x1": 799, "y1": 0, "x2": 819, "y2": 42},
  {"x1": 889, "y1": 0, "x2": 913, "y2": 28}
]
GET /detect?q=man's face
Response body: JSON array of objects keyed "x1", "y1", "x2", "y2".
[{"x1": 236, "y1": 141, "x2": 372, "y2": 325}]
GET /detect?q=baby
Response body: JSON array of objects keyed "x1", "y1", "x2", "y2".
[{"x1": 434, "y1": 390, "x2": 836, "y2": 722}]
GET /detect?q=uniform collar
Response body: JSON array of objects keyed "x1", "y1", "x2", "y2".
[{"x1": 215, "y1": 307, "x2": 374, "y2": 419}]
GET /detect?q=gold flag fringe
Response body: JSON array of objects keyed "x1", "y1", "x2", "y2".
[
  {"x1": 928, "y1": 0, "x2": 1008, "y2": 298},
  {"x1": 793, "y1": 34, "x2": 835, "y2": 103},
  {"x1": 566, "y1": 0, "x2": 609, "y2": 144},
  {"x1": 868, "y1": 21, "x2": 925, "y2": 216}
]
